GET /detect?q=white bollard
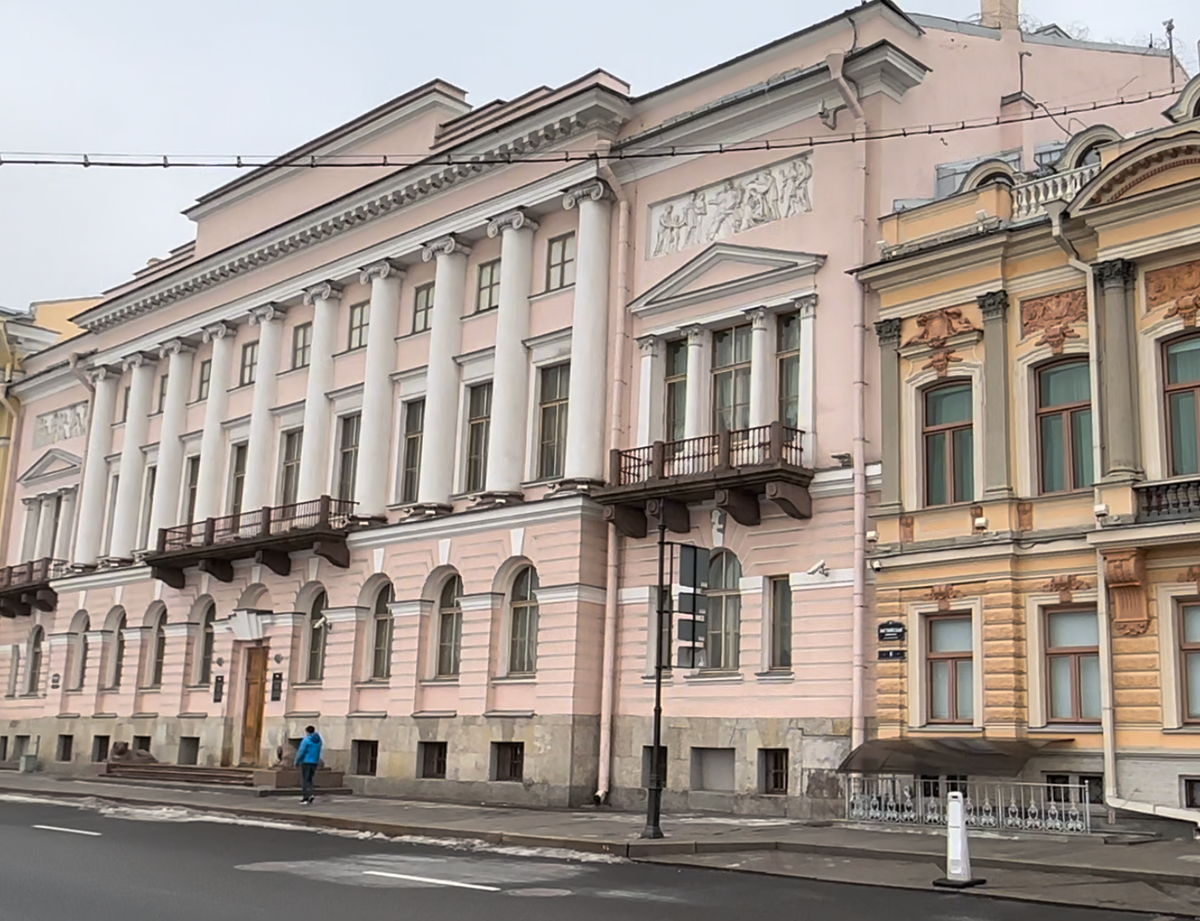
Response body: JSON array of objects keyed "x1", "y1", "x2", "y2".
[{"x1": 932, "y1": 791, "x2": 985, "y2": 889}]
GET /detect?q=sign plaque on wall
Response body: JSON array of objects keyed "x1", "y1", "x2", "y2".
[
  {"x1": 270, "y1": 673, "x2": 283, "y2": 702},
  {"x1": 878, "y1": 649, "x2": 907, "y2": 661},
  {"x1": 878, "y1": 621, "x2": 907, "y2": 643},
  {"x1": 213, "y1": 675, "x2": 224, "y2": 703}
]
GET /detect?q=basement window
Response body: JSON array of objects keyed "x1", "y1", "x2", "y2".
[{"x1": 352, "y1": 740, "x2": 378, "y2": 776}]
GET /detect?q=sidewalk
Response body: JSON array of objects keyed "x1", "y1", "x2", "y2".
[{"x1": 3, "y1": 772, "x2": 1200, "y2": 916}]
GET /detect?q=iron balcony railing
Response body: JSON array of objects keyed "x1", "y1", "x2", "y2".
[
  {"x1": 156, "y1": 497, "x2": 356, "y2": 553},
  {"x1": 0, "y1": 558, "x2": 69, "y2": 591},
  {"x1": 610, "y1": 422, "x2": 804, "y2": 486},
  {"x1": 1135, "y1": 478, "x2": 1200, "y2": 522},
  {"x1": 1012, "y1": 163, "x2": 1100, "y2": 222}
]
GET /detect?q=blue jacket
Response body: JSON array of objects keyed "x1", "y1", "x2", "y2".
[{"x1": 295, "y1": 732, "x2": 323, "y2": 765}]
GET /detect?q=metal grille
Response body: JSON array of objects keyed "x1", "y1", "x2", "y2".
[
  {"x1": 157, "y1": 497, "x2": 355, "y2": 552},
  {"x1": 613, "y1": 423, "x2": 807, "y2": 485}
]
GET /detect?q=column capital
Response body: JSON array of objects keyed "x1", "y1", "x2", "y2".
[
  {"x1": 86, "y1": 364, "x2": 121, "y2": 385},
  {"x1": 976, "y1": 289, "x2": 1010, "y2": 320},
  {"x1": 873, "y1": 317, "x2": 902, "y2": 345},
  {"x1": 158, "y1": 338, "x2": 198, "y2": 359},
  {"x1": 358, "y1": 260, "x2": 404, "y2": 286},
  {"x1": 201, "y1": 321, "x2": 236, "y2": 343},
  {"x1": 795, "y1": 293, "x2": 818, "y2": 317},
  {"x1": 121, "y1": 351, "x2": 157, "y2": 371},
  {"x1": 684, "y1": 324, "x2": 707, "y2": 346},
  {"x1": 636, "y1": 335, "x2": 660, "y2": 358},
  {"x1": 21, "y1": 496, "x2": 40, "y2": 509},
  {"x1": 563, "y1": 179, "x2": 613, "y2": 210},
  {"x1": 302, "y1": 280, "x2": 344, "y2": 306},
  {"x1": 1094, "y1": 258, "x2": 1138, "y2": 286},
  {"x1": 248, "y1": 303, "x2": 287, "y2": 326},
  {"x1": 745, "y1": 306, "x2": 771, "y2": 330},
  {"x1": 421, "y1": 235, "x2": 472, "y2": 262},
  {"x1": 487, "y1": 209, "x2": 540, "y2": 238}
]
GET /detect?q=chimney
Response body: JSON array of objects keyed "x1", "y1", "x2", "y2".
[{"x1": 980, "y1": 0, "x2": 1019, "y2": 30}]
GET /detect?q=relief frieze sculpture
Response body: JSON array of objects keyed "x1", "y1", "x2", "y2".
[
  {"x1": 648, "y1": 153, "x2": 812, "y2": 258},
  {"x1": 1020, "y1": 289, "x2": 1087, "y2": 353},
  {"x1": 33, "y1": 401, "x2": 89, "y2": 449},
  {"x1": 903, "y1": 307, "x2": 978, "y2": 349},
  {"x1": 1104, "y1": 548, "x2": 1149, "y2": 637},
  {"x1": 1146, "y1": 259, "x2": 1200, "y2": 327}
]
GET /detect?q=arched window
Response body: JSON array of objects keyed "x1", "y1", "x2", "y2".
[
  {"x1": 436, "y1": 576, "x2": 463, "y2": 678},
  {"x1": 1076, "y1": 144, "x2": 1102, "y2": 169},
  {"x1": 110, "y1": 614, "x2": 127, "y2": 689},
  {"x1": 508, "y1": 567, "x2": 539, "y2": 675},
  {"x1": 1165, "y1": 335, "x2": 1200, "y2": 476},
  {"x1": 1037, "y1": 360, "x2": 1093, "y2": 493},
  {"x1": 371, "y1": 584, "x2": 394, "y2": 679},
  {"x1": 306, "y1": 591, "x2": 328, "y2": 682},
  {"x1": 26, "y1": 627, "x2": 44, "y2": 695},
  {"x1": 197, "y1": 604, "x2": 215, "y2": 686},
  {"x1": 149, "y1": 611, "x2": 167, "y2": 687},
  {"x1": 923, "y1": 381, "x2": 974, "y2": 506},
  {"x1": 974, "y1": 171, "x2": 1013, "y2": 188},
  {"x1": 72, "y1": 616, "x2": 90, "y2": 691},
  {"x1": 706, "y1": 551, "x2": 742, "y2": 671}
]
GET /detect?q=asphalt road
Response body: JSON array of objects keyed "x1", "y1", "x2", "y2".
[{"x1": 0, "y1": 800, "x2": 1157, "y2": 921}]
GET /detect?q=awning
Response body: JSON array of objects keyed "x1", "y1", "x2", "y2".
[{"x1": 838, "y1": 736, "x2": 1074, "y2": 776}]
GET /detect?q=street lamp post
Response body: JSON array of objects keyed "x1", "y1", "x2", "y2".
[{"x1": 642, "y1": 520, "x2": 668, "y2": 839}]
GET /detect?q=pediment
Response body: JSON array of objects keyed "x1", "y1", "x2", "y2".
[
  {"x1": 18, "y1": 448, "x2": 82, "y2": 486},
  {"x1": 630, "y1": 244, "x2": 825, "y2": 316},
  {"x1": 1071, "y1": 131, "x2": 1200, "y2": 213}
]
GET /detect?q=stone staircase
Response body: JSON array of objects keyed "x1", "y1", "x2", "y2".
[{"x1": 99, "y1": 763, "x2": 256, "y2": 786}]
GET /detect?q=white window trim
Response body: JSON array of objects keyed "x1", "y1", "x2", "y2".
[
  {"x1": 1013, "y1": 341, "x2": 1092, "y2": 497},
  {"x1": 901, "y1": 359, "x2": 986, "y2": 510},
  {"x1": 907, "y1": 597, "x2": 984, "y2": 730},
  {"x1": 1138, "y1": 310, "x2": 1190, "y2": 482},
  {"x1": 331, "y1": 412, "x2": 361, "y2": 502},
  {"x1": 1024, "y1": 590, "x2": 1100, "y2": 728},
  {"x1": 456, "y1": 380, "x2": 493, "y2": 496},
  {"x1": 178, "y1": 454, "x2": 202, "y2": 524},
  {"x1": 761, "y1": 574, "x2": 795, "y2": 673},
  {"x1": 524, "y1": 355, "x2": 571, "y2": 483},
  {"x1": 1156, "y1": 581, "x2": 1197, "y2": 730},
  {"x1": 393, "y1": 371, "x2": 428, "y2": 506}
]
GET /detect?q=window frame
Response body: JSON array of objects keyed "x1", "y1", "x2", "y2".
[
  {"x1": 157, "y1": 374, "x2": 169, "y2": 414},
  {"x1": 239, "y1": 341, "x2": 259, "y2": 387},
  {"x1": 436, "y1": 575, "x2": 463, "y2": 678},
  {"x1": 923, "y1": 380, "x2": 974, "y2": 507},
  {"x1": 197, "y1": 359, "x2": 212, "y2": 401},
  {"x1": 476, "y1": 259, "x2": 501, "y2": 313},
  {"x1": 508, "y1": 567, "x2": 539, "y2": 676},
  {"x1": 664, "y1": 339, "x2": 688, "y2": 443},
  {"x1": 109, "y1": 614, "x2": 127, "y2": 690},
  {"x1": 305, "y1": 591, "x2": 328, "y2": 682},
  {"x1": 777, "y1": 312, "x2": 801, "y2": 429},
  {"x1": 1044, "y1": 607, "x2": 1101, "y2": 724},
  {"x1": 926, "y1": 613, "x2": 974, "y2": 725},
  {"x1": 196, "y1": 604, "x2": 215, "y2": 686},
  {"x1": 183, "y1": 455, "x2": 201, "y2": 524},
  {"x1": 537, "y1": 363, "x2": 570, "y2": 480},
  {"x1": 464, "y1": 382, "x2": 492, "y2": 494},
  {"x1": 291, "y1": 322, "x2": 313, "y2": 369},
  {"x1": 336, "y1": 413, "x2": 361, "y2": 502},
  {"x1": 401, "y1": 399, "x2": 425, "y2": 504},
  {"x1": 1036, "y1": 359, "x2": 1093, "y2": 494},
  {"x1": 1180, "y1": 601, "x2": 1200, "y2": 725},
  {"x1": 711, "y1": 323, "x2": 752, "y2": 434},
  {"x1": 1163, "y1": 332, "x2": 1200, "y2": 477},
  {"x1": 149, "y1": 612, "x2": 167, "y2": 688},
  {"x1": 279, "y1": 429, "x2": 303, "y2": 507},
  {"x1": 768, "y1": 576, "x2": 792, "y2": 671},
  {"x1": 371, "y1": 584, "x2": 394, "y2": 680},
  {"x1": 705, "y1": 550, "x2": 742, "y2": 671},
  {"x1": 348, "y1": 301, "x2": 370, "y2": 351},
  {"x1": 412, "y1": 283, "x2": 435, "y2": 334},
  {"x1": 545, "y1": 233, "x2": 577, "y2": 292},
  {"x1": 26, "y1": 626, "x2": 44, "y2": 695},
  {"x1": 228, "y1": 443, "x2": 248, "y2": 517}
]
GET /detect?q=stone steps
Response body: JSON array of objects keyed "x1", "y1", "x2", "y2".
[{"x1": 101, "y1": 763, "x2": 256, "y2": 786}]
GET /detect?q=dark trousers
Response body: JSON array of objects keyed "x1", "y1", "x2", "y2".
[{"x1": 300, "y1": 763, "x2": 318, "y2": 800}]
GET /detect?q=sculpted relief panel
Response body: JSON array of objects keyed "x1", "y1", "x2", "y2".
[
  {"x1": 33, "y1": 401, "x2": 89, "y2": 449},
  {"x1": 1146, "y1": 259, "x2": 1200, "y2": 326},
  {"x1": 1020, "y1": 289, "x2": 1087, "y2": 353},
  {"x1": 648, "y1": 153, "x2": 813, "y2": 258}
]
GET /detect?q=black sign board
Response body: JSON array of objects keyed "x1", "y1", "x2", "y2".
[
  {"x1": 213, "y1": 675, "x2": 225, "y2": 703},
  {"x1": 679, "y1": 545, "x2": 709, "y2": 590},
  {"x1": 678, "y1": 618, "x2": 706, "y2": 643},
  {"x1": 270, "y1": 673, "x2": 283, "y2": 702},
  {"x1": 878, "y1": 621, "x2": 907, "y2": 643},
  {"x1": 878, "y1": 649, "x2": 907, "y2": 661},
  {"x1": 678, "y1": 591, "x2": 707, "y2": 615}
]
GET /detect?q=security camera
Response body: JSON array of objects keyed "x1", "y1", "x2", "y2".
[
  {"x1": 1094, "y1": 503, "x2": 1110, "y2": 519},
  {"x1": 312, "y1": 616, "x2": 328, "y2": 631},
  {"x1": 869, "y1": 559, "x2": 883, "y2": 573},
  {"x1": 865, "y1": 530, "x2": 879, "y2": 544},
  {"x1": 807, "y1": 560, "x2": 829, "y2": 577}
]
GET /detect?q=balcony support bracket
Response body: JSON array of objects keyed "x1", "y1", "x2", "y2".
[
  {"x1": 254, "y1": 548, "x2": 291, "y2": 578},
  {"x1": 715, "y1": 488, "x2": 761, "y2": 527},
  {"x1": 766, "y1": 481, "x2": 813, "y2": 520},
  {"x1": 198, "y1": 558, "x2": 234, "y2": 584},
  {"x1": 151, "y1": 566, "x2": 186, "y2": 590},
  {"x1": 314, "y1": 539, "x2": 350, "y2": 569},
  {"x1": 604, "y1": 504, "x2": 647, "y2": 539},
  {"x1": 646, "y1": 498, "x2": 690, "y2": 534},
  {"x1": 33, "y1": 588, "x2": 57, "y2": 612}
]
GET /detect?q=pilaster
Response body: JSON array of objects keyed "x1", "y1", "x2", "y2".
[
  {"x1": 978, "y1": 290, "x2": 1012, "y2": 499},
  {"x1": 1095, "y1": 259, "x2": 1141, "y2": 481},
  {"x1": 874, "y1": 317, "x2": 903, "y2": 513}
]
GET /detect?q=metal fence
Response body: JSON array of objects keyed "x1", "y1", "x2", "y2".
[{"x1": 846, "y1": 774, "x2": 1092, "y2": 835}]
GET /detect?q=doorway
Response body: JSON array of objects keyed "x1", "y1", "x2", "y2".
[{"x1": 239, "y1": 646, "x2": 268, "y2": 765}]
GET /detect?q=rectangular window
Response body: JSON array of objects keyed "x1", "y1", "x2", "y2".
[
  {"x1": 546, "y1": 234, "x2": 576, "y2": 291},
  {"x1": 178, "y1": 737, "x2": 200, "y2": 766},
  {"x1": 91, "y1": 735, "x2": 109, "y2": 763},
  {"x1": 351, "y1": 739, "x2": 378, "y2": 776},
  {"x1": 419, "y1": 741, "x2": 448, "y2": 779},
  {"x1": 760, "y1": 748, "x2": 789, "y2": 795},
  {"x1": 56, "y1": 734, "x2": 73, "y2": 763},
  {"x1": 133, "y1": 735, "x2": 151, "y2": 754},
  {"x1": 412, "y1": 283, "x2": 435, "y2": 334},
  {"x1": 1037, "y1": 361, "x2": 1093, "y2": 493},
  {"x1": 138, "y1": 465, "x2": 157, "y2": 550},
  {"x1": 1046, "y1": 609, "x2": 1100, "y2": 722},
  {"x1": 337, "y1": 413, "x2": 361, "y2": 501},
  {"x1": 279, "y1": 430, "x2": 303, "y2": 507},
  {"x1": 292, "y1": 322, "x2": 312, "y2": 369},
  {"x1": 104, "y1": 474, "x2": 119, "y2": 554},
  {"x1": 770, "y1": 576, "x2": 792, "y2": 670},
  {"x1": 120, "y1": 386, "x2": 130, "y2": 423},
  {"x1": 183, "y1": 456, "x2": 200, "y2": 524},
  {"x1": 493, "y1": 742, "x2": 524, "y2": 782},
  {"x1": 537, "y1": 364, "x2": 570, "y2": 479},
  {"x1": 476, "y1": 259, "x2": 501, "y2": 312},
  {"x1": 197, "y1": 359, "x2": 212, "y2": 401},
  {"x1": 1186, "y1": 779, "x2": 1200, "y2": 809},
  {"x1": 229, "y1": 443, "x2": 248, "y2": 517},
  {"x1": 465, "y1": 382, "x2": 492, "y2": 493},
  {"x1": 240, "y1": 342, "x2": 259, "y2": 386},
  {"x1": 348, "y1": 301, "x2": 370, "y2": 350},
  {"x1": 664, "y1": 339, "x2": 688, "y2": 442},
  {"x1": 401, "y1": 399, "x2": 425, "y2": 504},
  {"x1": 924, "y1": 382, "x2": 974, "y2": 506},
  {"x1": 1165, "y1": 336, "x2": 1200, "y2": 476},
  {"x1": 0, "y1": 737, "x2": 6, "y2": 762},
  {"x1": 928, "y1": 615, "x2": 974, "y2": 724},
  {"x1": 1181, "y1": 604, "x2": 1200, "y2": 722},
  {"x1": 712, "y1": 324, "x2": 752, "y2": 433},
  {"x1": 777, "y1": 312, "x2": 801, "y2": 429},
  {"x1": 157, "y1": 374, "x2": 169, "y2": 414}
]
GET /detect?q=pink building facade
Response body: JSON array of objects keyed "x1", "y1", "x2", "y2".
[{"x1": 0, "y1": 0, "x2": 1180, "y2": 811}]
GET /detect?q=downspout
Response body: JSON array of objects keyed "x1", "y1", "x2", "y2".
[
  {"x1": 828, "y1": 50, "x2": 869, "y2": 752},
  {"x1": 596, "y1": 145, "x2": 630, "y2": 804},
  {"x1": 1049, "y1": 204, "x2": 1200, "y2": 831},
  {"x1": 0, "y1": 322, "x2": 22, "y2": 568}
]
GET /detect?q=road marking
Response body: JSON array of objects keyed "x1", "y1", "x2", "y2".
[
  {"x1": 362, "y1": 870, "x2": 500, "y2": 891},
  {"x1": 32, "y1": 825, "x2": 101, "y2": 837}
]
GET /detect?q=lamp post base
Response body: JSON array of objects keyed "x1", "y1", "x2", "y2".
[{"x1": 932, "y1": 877, "x2": 986, "y2": 889}]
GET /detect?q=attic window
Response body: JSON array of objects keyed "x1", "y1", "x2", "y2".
[
  {"x1": 973, "y1": 171, "x2": 1013, "y2": 189},
  {"x1": 1076, "y1": 144, "x2": 1102, "y2": 169}
]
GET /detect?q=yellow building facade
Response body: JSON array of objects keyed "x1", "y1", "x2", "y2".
[{"x1": 855, "y1": 76, "x2": 1200, "y2": 829}]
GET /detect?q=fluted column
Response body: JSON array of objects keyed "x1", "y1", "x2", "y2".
[
  {"x1": 485, "y1": 210, "x2": 539, "y2": 495},
  {"x1": 355, "y1": 262, "x2": 404, "y2": 517},
  {"x1": 562, "y1": 181, "x2": 613, "y2": 483},
  {"x1": 979, "y1": 290, "x2": 1012, "y2": 498},
  {"x1": 1096, "y1": 259, "x2": 1141, "y2": 480},
  {"x1": 20, "y1": 497, "x2": 40, "y2": 562},
  {"x1": 193, "y1": 322, "x2": 235, "y2": 522},
  {"x1": 55, "y1": 487, "x2": 77, "y2": 561},
  {"x1": 747, "y1": 306, "x2": 773, "y2": 427},
  {"x1": 149, "y1": 339, "x2": 196, "y2": 536},
  {"x1": 75, "y1": 367, "x2": 120, "y2": 565},
  {"x1": 242, "y1": 305, "x2": 286, "y2": 512},
  {"x1": 297, "y1": 283, "x2": 342, "y2": 503},
  {"x1": 636, "y1": 336, "x2": 662, "y2": 445},
  {"x1": 683, "y1": 325, "x2": 710, "y2": 439},
  {"x1": 874, "y1": 318, "x2": 902, "y2": 513},
  {"x1": 109, "y1": 353, "x2": 157, "y2": 559},
  {"x1": 417, "y1": 236, "x2": 470, "y2": 509},
  {"x1": 33, "y1": 495, "x2": 57, "y2": 559}
]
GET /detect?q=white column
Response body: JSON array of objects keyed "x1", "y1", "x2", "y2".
[
  {"x1": 485, "y1": 210, "x2": 539, "y2": 494},
  {"x1": 562, "y1": 180, "x2": 613, "y2": 483},
  {"x1": 74, "y1": 367, "x2": 120, "y2": 566},
  {"x1": 635, "y1": 336, "x2": 662, "y2": 446},
  {"x1": 355, "y1": 261, "x2": 403, "y2": 517},
  {"x1": 33, "y1": 495, "x2": 57, "y2": 559},
  {"x1": 242, "y1": 305, "x2": 286, "y2": 513},
  {"x1": 747, "y1": 306, "x2": 773, "y2": 428},
  {"x1": 54, "y1": 488, "x2": 77, "y2": 561},
  {"x1": 417, "y1": 236, "x2": 470, "y2": 508},
  {"x1": 797, "y1": 294, "x2": 817, "y2": 460},
  {"x1": 19, "y1": 498, "x2": 39, "y2": 563},
  {"x1": 193, "y1": 322, "x2": 235, "y2": 522},
  {"x1": 683, "y1": 325, "x2": 710, "y2": 439},
  {"x1": 149, "y1": 339, "x2": 196, "y2": 537},
  {"x1": 109, "y1": 353, "x2": 157, "y2": 560},
  {"x1": 297, "y1": 283, "x2": 343, "y2": 503}
]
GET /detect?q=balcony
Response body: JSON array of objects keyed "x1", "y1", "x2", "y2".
[
  {"x1": 1135, "y1": 478, "x2": 1200, "y2": 523},
  {"x1": 594, "y1": 423, "x2": 813, "y2": 538},
  {"x1": 0, "y1": 558, "x2": 68, "y2": 618},
  {"x1": 145, "y1": 497, "x2": 355, "y2": 589},
  {"x1": 1011, "y1": 164, "x2": 1100, "y2": 222}
]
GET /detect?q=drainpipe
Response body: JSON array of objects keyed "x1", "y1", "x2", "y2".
[
  {"x1": 1049, "y1": 204, "x2": 1200, "y2": 831},
  {"x1": 595, "y1": 145, "x2": 630, "y2": 804},
  {"x1": 0, "y1": 321, "x2": 22, "y2": 568},
  {"x1": 828, "y1": 51, "x2": 870, "y2": 752}
]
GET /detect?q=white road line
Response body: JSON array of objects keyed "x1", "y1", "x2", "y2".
[
  {"x1": 362, "y1": 870, "x2": 500, "y2": 891},
  {"x1": 32, "y1": 825, "x2": 101, "y2": 837}
]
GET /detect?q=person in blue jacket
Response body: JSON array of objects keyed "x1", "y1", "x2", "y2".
[{"x1": 294, "y1": 725, "x2": 323, "y2": 804}]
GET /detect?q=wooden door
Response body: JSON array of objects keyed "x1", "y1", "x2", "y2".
[{"x1": 239, "y1": 647, "x2": 268, "y2": 765}]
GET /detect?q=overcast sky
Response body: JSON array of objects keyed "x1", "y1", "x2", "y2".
[{"x1": 0, "y1": 0, "x2": 1195, "y2": 313}]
